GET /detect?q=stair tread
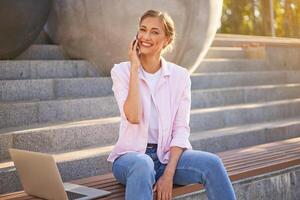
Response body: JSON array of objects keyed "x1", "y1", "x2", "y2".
[
  {"x1": 202, "y1": 58, "x2": 264, "y2": 62},
  {"x1": 0, "y1": 77, "x2": 107, "y2": 82},
  {"x1": 192, "y1": 82, "x2": 300, "y2": 92},
  {"x1": 215, "y1": 33, "x2": 300, "y2": 43},
  {"x1": 0, "y1": 93, "x2": 299, "y2": 122},
  {"x1": 208, "y1": 47, "x2": 244, "y2": 51},
  {"x1": 2, "y1": 116, "x2": 300, "y2": 169},
  {"x1": 1, "y1": 96, "x2": 300, "y2": 132},
  {"x1": 0, "y1": 116, "x2": 120, "y2": 135},
  {"x1": 191, "y1": 70, "x2": 300, "y2": 76},
  {"x1": 191, "y1": 116, "x2": 300, "y2": 140},
  {"x1": 192, "y1": 97, "x2": 300, "y2": 114},
  {"x1": 0, "y1": 60, "x2": 88, "y2": 63},
  {"x1": 1, "y1": 81, "x2": 300, "y2": 103},
  {"x1": 0, "y1": 95, "x2": 113, "y2": 104}
]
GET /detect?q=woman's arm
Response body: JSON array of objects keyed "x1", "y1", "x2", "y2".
[
  {"x1": 110, "y1": 38, "x2": 142, "y2": 124},
  {"x1": 123, "y1": 65, "x2": 142, "y2": 124},
  {"x1": 123, "y1": 38, "x2": 142, "y2": 124},
  {"x1": 164, "y1": 146, "x2": 184, "y2": 176}
]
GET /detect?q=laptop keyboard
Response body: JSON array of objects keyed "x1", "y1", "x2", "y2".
[{"x1": 66, "y1": 191, "x2": 87, "y2": 200}]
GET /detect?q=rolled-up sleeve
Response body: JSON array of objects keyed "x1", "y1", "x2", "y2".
[
  {"x1": 111, "y1": 65, "x2": 129, "y2": 122},
  {"x1": 170, "y1": 72, "x2": 192, "y2": 149}
]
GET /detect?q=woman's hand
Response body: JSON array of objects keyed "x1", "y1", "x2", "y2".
[
  {"x1": 128, "y1": 37, "x2": 141, "y2": 71},
  {"x1": 153, "y1": 147, "x2": 184, "y2": 200},
  {"x1": 153, "y1": 173, "x2": 173, "y2": 200}
]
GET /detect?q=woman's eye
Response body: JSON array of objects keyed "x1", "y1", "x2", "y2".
[
  {"x1": 152, "y1": 32, "x2": 159, "y2": 35},
  {"x1": 140, "y1": 29, "x2": 146, "y2": 32}
]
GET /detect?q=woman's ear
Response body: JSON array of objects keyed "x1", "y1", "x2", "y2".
[{"x1": 163, "y1": 37, "x2": 171, "y2": 49}]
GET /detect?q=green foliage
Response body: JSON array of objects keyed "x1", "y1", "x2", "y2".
[{"x1": 220, "y1": 0, "x2": 300, "y2": 38}]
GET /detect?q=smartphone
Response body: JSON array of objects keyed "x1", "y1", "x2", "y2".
[{"x1": 132, "y1": 33, "x2": 140, "y2": 55}]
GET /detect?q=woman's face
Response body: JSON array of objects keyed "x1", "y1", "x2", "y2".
[{"x1": 138, "y1": 17, "x2": 170, "y2": 56}]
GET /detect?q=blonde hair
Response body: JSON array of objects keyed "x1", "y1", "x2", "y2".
[{"x1": 139, "y1": 10, "x2": 176, "y2": 53}]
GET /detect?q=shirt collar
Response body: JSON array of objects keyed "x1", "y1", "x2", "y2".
[
  {"x1": 160, "y1": 57, "x2": 171, "y2": 77},
  {"x1": 138, "y1": 56, "x2": 171, "y2": 80}
]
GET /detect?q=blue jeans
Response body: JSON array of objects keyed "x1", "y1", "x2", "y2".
[{"x1": 112, "y1": 147, "x2": 236, "y2": 200}]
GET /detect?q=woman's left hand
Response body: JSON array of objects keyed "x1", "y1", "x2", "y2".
[{"x1": 153, "y1": 173, "x2": 173, "y2": 200}]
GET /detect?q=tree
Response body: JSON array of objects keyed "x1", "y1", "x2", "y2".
[{"x1": 220, "y1": 0, "x2": 300, "y2": 38}]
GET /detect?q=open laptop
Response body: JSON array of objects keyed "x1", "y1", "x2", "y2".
[{"x1": 9, "y1": 148, "x2": 111, "y2": 200}]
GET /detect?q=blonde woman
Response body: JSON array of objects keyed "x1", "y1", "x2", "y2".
[{"x1": 107, "y1": 10, "x2": 236, "y2": 200}]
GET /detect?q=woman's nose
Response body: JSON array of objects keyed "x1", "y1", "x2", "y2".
[{"x1": 142, "y1": 32, "x2": 151, "y2": 40}]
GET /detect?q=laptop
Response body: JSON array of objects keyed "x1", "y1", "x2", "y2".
[{"x1": 9, "y1": 148, "x2": 111, "y2": 200}]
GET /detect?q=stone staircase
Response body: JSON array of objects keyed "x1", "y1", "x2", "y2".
[{"x1": 1, "y1": 35, "x2": 300, "y2": 197}]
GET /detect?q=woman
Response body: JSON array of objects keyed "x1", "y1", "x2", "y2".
[{"x1": 107, "y1": 10, "x2": 236, "y2": 200}]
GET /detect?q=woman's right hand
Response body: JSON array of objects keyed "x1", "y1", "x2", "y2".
[{"x1": 128, "y1": 37, "x2": 141, "y2": 71}]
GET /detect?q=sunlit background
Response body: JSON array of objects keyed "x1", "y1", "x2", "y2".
[{"x1": 220, "y1": 0, "x2": 300, "y2": 38}]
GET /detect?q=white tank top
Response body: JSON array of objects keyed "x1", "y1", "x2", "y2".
[{"x1": 141, "y1": 67, "x2": 162, "y2": 144}]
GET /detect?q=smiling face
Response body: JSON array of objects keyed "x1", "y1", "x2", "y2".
[{"x1": 137, "y1": 17, "x2": 170, "y2": 56}]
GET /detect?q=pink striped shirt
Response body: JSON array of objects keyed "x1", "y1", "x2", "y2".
[{"x1": 107, "y1": 57, "x2": 192, "y2": 164}]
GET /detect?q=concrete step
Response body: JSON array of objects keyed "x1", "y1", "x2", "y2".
[
  {"x1": 216, "y1": 33, "x2": 300, "y2": 40},
  {"x1": 2, "y1": 82, "x2": 300, "y2": 129},
  {"x1": 1, "y1": 107, "x2": 300, "y2": 162},
  {"x1": 213, "y1": 33, "x2": 300, "y2": 47},
  {"x1": 0, "y1": 77, "x2": 113, "y2": 102},
  {"x1": 190, "y1": 98, "x2": 300, "y2": 132},
  {"x1": 212, "y1": 37, "x2": 260, "y2": 47},
  {"x1": 2, "y1": 70, "x2": 300, "y2": 102},
  {"x1": 190, "y1": 117, "x2": 300, "y2": 153},
  {"x1": 2, "y1": 82, "x2": 300, "y2": 128},
  {"x1": 1, "y1": 116, "x2": 300, "y2": 194},
  {"x1": 16, "y1": 45, "x2": 67, "y2": 60},
  {"x1": 196, "y1": 59, "x2": 267, "y2": 73},
  {"x1": 191, "y1": 70, "x2": 299, "y2": 89},
  {"x1": 0, "y1": 96, "x2": 119, "y2": 129},
  {"x1": 192, "y1": 83, "x2": 300, "y2": 108},
  {"x1": 0, "y1": 117, "x2": 120, "y2": 162},
  {"x1": 2, "y1": 94, "x2": 300, "y2": 161},
  {"x1": 0, "y1": 60, "x2": 99, "y2": 80},
  {"x1": 205, "y1": 47, "x2": 246, "y2": 59}
]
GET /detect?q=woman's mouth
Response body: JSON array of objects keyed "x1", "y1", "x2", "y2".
[{"x1": 140, "y1": 41, "x2": 153, "y2": 48}]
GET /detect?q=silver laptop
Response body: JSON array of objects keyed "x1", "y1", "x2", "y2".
[{"x1": 9, "y1": 148, "x2": 111, "y2": 200}]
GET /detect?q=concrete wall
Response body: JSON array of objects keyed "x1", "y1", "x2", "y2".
[{"x1": 175, "y1": 166, "x2": 300, "y2": 200}]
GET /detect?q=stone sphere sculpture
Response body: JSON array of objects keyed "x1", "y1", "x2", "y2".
[
  {"x1": 0, "y1": 0, "x2": 52, "y2": 59},
  {"x1": 46, "y1": 0, "x2": 223, "y2": 76}
]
